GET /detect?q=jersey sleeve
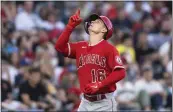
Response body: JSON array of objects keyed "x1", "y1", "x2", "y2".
[
  {"x1": 67, "y1": 42, "x2": 78, "y2": 59},
  {"x1": 67, "y1": 41, "x2": 85, "y2": 59},
  {"x1": 107, "y1": 47, "x2": 125, "y2": 71},
  {"x1": 60, "y1": 41, "x2": 85, "y2": 59}
]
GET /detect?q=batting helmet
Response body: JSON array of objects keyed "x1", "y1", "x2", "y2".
[{"x1": 84, "y1": 14, "x2": 113, "y2": 40}]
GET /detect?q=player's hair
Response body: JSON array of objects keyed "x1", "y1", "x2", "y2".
[{"x1": 103, "y1": 28, "x2": 108, "y2": 40}]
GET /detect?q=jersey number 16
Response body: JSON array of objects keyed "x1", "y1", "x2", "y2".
[{"x1": 91, "y1": 69, "x2": 106, "y2": 82}]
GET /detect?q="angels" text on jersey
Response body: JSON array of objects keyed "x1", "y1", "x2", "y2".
[{"x1": 78, "y1": 54, "x2": 106, "y2": 69}]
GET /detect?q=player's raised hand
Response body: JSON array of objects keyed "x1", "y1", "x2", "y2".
[{"x1": 68, "y1": 9, "x2": 82, "y2": 28}]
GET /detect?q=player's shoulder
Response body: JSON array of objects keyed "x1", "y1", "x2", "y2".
[
  {"x1": 103, "y1": 40, "x2": 115, "y2": 48},
  {"x1": 103, "y1": 40, "x2": 119, "y2": 52}
]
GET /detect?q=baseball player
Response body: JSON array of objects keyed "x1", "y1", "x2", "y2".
[{"x1": 55, "y1": 9, "x2": 126, "y2": 111}]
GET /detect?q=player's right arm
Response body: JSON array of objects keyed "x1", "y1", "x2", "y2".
[{"x1": 55, "y1": 9, "x2": 82, "y2": 58}]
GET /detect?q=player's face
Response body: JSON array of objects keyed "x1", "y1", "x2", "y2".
[{"x1": 88, "y1": 19, "x2": 107, "y2": 34}]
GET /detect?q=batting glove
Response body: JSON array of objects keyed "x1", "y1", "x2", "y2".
[
  {"x1": 84, "y1": 82, "x2": 103, "y2": 95},
  {"x1": 68, "y1": 9, "x2": 82, "y2": 28}
]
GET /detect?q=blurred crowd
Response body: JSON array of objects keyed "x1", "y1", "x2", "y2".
[{"x1": 1, "y1": 1, "x2": 172, "y2": 111}]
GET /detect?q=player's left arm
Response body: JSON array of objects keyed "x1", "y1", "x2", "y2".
[
  {"x1": 99, "y1": 47, "x2": 126, "y2": 86},
  {"x1": 84, "y1": 47, "x2": 126, "y2": 94}
]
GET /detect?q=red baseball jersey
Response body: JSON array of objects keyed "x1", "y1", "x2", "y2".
[{"x1": 64, "y1": 39, "x2": 124, "y2": 93}]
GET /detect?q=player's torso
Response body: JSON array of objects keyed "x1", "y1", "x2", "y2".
[{"x1": 75, "y1": 40, "x2": 113, "y2": 90}]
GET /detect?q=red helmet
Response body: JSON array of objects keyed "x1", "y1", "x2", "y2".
[{"x1": 84, "y1": 14, "x2": 114, "y2": 40}]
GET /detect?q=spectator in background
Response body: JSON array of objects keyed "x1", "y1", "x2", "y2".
[
  {"x1": 147, "y1": 17, "x2": 172, "y2": 50},
  {"x1": 111, "y1": 28, "x2": 124, "y2": 45},
  {"x1": 55, "y1": 87, "x2": 68, "y2": 111},
  {"x1": 129, "y1": 2, "x2": 151, "y2": 35},
  {"x1": 1, "y1": 1, "x2": 16, "y2": 37},
  {"x1": 18, "y1": 67, "x2": 55, "y2": 110},
  {"x1": 135, "y1": 65, "x2": 165, "y2": 110},
  {"x1": 113, "y1": 8, "x2": 132, "y2": 32},
  {"x1": 104, "y1": 2, "x2": 118, "y2": 21},
  {"x1": 2, "y1": 78, "x2": 28, "y2": 110},
  {"x1": 151, "y1": 51, "x2": 166, "y2": 80},
  {"x1": 91, "y1": 2, "x2": 102, "y2": 15},
  {"x1": 133, "y1": 15, "x2": 157, "y2": 45},
  {"x1": 151, "y1": 1, "x2": 166, "y2": 23},
  {"x1": 38, "y1": 5, "x2": 49, "y2": 21},
  {"x1": 129, "y1": 1, "x2": 149, "y2": 23},
  {"x1": 15, "y1": 1, "x2": 38, "y2": 31},
  {"x1": 159, "y1": 41, "x2": 172, "y2": 59},
  {"x1": 1, "y1": 79, "x2": 13, "y2": 102},
  {"x1": 80, "y1": 2, "x2": 95, "y2": 18},
  {"x1": 39, "y1": 52, "x2": 55, "y2": 79},
  {"x1": 46, "y1": 1, "x2": 57, "y2": 14},
  {"x1": 2, "y1": 53, "x2": 19, "y2": 86},
  {"x1": 116, "y1": 33, "x2": 136, "y2": 64},
  {"x1": 17, "y1": 37, "x2": 34, "y2": 66},
  {"x1": 116, "y1": 33, "x2": 139, "y2": 82},
  {"x1": 1, "y1": 61, "x2": 28, "y2": 111},
  {"x1": 40, "y1": 12, "x2": 65, "y2": 31},
  {"x1": 135, "y1": 31, "x2": 155, "y2": 64},
  {"x1": 59, "y1": 72, "x2": 77, "y2": 90},
  {"x1": 115, "y1": 79, "x2": 140, "y2": 110},
  {"x1": 166, "y1": 59, "x2": 172, "y2": 76},
  {"x1": 1, "y1": 1, "x2": 17, "y2": 23},
  {"x1": 2, "y1": 30, "x2": 19, "y2": 58},
  {"x1": 163, "y1": 73, "x2": 172, "y2": 110},
  {"x1": 67, "y1": 87, "x2": 81, "y2": 112},
  {"x1": 15, "y1": 66, "x2": 30, "y2": 88},
  {"x1": 160, "y1": 41, "x2": 172, "y2": 78},
  {"x1": 142, "y1": 16, "x2": 157, "y2": 34},
  {"x1": 125, "y1": 2, "x2": 152, "y2": 14}
]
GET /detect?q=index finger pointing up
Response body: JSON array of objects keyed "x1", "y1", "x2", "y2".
[{"x1": 75, "y1": 9, "x2": 80, "y2": 16}]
